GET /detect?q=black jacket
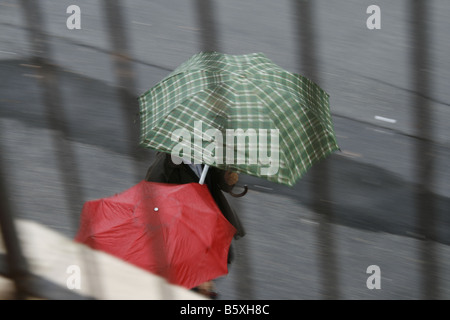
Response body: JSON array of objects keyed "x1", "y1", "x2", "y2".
[{"x1": 145, "y1": 152, "x2": 246, "y2": 239}]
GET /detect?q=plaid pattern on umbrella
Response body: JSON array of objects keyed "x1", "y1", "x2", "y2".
[{"x1": 138, "y1": 52, "x2": 339, "y2": 186}]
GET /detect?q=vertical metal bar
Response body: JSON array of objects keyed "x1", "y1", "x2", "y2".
[
  {"x1": 19, "y1": 0, "x2": 84, "y2": 234},
  {"x1": 292, "y1": 0, "x2": 340, "y2": 299},
  {"x1": 19, "y1": 0, "x2": 102, "y2": 298},
  {"x1": 193, "y1": 0, "x2": 256, "y2": 298},
  {"x1": 102, "y1": 0, "x2": 175, "y2": 299},
  {"x1": 193, "y1": 0, "x2": 221, "y2": 52},
  {"x1": 0, "y1": 153, "x2": 29, "y2": 299},
  {"x1": 409, "y1": 0, "x2": 439, "y2": 300},
  {"x1": 102, "y1": 0, "x2": 143, "y2": 182}
]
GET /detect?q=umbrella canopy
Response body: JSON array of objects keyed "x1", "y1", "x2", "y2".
[
  {"x1": 75, "y1": 180, "x2": 236, "y2": 289},
  {"x1": 138, "y1": 51, "x2": 339, "y2": 186}
]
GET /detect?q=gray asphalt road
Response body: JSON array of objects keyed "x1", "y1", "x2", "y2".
[{"x1": 1, "y1": 0, "x2": 449, "y2": 299}]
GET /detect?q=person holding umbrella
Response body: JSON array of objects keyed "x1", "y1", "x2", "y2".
[
  {"x1": 139, "y1": 51, "x2": 340, "y2": 297},
  {"x1": 145, "y1": 152, "x2": 246, "y2": 298}
]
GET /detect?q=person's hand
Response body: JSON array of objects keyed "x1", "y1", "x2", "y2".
[{"x1": 224, "y1": 171, "x2": 238, "y2": 186}]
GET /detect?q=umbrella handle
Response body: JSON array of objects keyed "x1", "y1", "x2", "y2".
[
  {"x1": 199, "y1": 164, "x2": 210, "y2": 185},
  {"x1": 229, "y1": 185, "x2": 248, "y2": 198},
  {"x1": 199, "y1": 164, "x2": 248, "y2": 197}
]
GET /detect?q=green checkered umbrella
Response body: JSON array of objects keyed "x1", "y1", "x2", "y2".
[{"x1": 138, "y1": 52, "x2": 339, "y2": 186}]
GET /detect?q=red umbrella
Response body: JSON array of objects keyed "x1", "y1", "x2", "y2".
[{"x1": 75, "y1": 180, "x2": 236, "y2": 289}]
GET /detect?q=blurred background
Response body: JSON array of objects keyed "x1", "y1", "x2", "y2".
[{"x1": 0, "y1": 0, "x2": 449, "y2": 299}]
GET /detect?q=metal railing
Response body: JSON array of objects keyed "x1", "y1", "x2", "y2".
[{"x1": 0, "y1": 0, "x2": 443, "y2": 299}]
